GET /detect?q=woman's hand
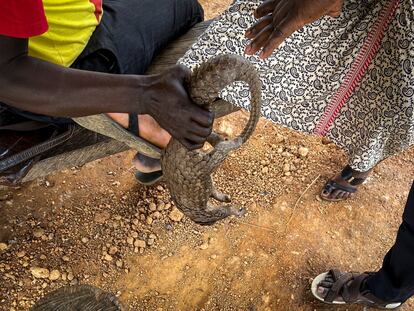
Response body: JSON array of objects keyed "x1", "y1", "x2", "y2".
[{"x1": 245, "y1": 0, "x2": 343, "y2": 59}]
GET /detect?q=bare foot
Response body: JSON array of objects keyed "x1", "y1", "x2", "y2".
[
  {"x1": 107, "y1": 113, "x2": 170, "y2": 172},
  {"x1": 107, "y1": 113, "x2": 171, "y2": 148}
]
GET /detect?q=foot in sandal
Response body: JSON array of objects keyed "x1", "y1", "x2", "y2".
[
  {"x1": 108, "y1": 113, "x2": 170, "y2": 185},
  {"x1": 320, "y1": 165, "x2": 371, "y2": 202},
  {"x1": 311, "y1": 269, "x2": 402, "y2": 309}
]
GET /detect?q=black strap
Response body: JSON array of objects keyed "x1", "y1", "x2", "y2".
[
  {"x1": 128, "y1": 114, "x2": 139, "y2": 135},
  {"x1": 340, "y1": 165, "x2": 366, "y2": 186}
]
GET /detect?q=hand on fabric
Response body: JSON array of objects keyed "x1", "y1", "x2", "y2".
[
  {"x1": 142, "y1": 65, "x2": 213, "y2": 150},
  {"x1": 245, "y1": 0, "x2": 344, "y2": 59}
]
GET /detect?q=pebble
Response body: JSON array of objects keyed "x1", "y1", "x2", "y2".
[
  {"x1": 157, "y1": 203, "x2": 165, "y2": 211},
  {"x1": 146, "y1": 217, "x2": 153, "y2": 225},
  {"x1": 0, "y1": 242, "x2": 8, "y2": 252},
  {"x1": 30, "y1": 267, "x2": 50, "y2": 279},
  {"x1": 149, "y1": 203, "x2": 157, "y2": 212},
  {"x1": 33, "y1": 228, "x2": 45, "y2": 238},
  {"x1": 262, "y1": 167, "x2": 269, "y2": 174},
  {"x1": 116, "y1": 260, "x2": 123, "y2": 268},
  {"x1": 156, "y1": 185, "x2": 164, "y2": 191},
  {"x1": 298, "y1": 147, "x2": 309, "y2": 157},
  {"x1": 152, "y1": 211, "x2": 161, "y2": 219},
  {"x1": 134, "y1": 240, "x2": 146, "y2": 248},
  {"x1": 169, "y1": 207, "x2": 184, "y2": 222},
  {"x1": 283, "y1": 164, "x2": 290, "y2": 173},
  {"x1": 126, "y1": 237, "x2": 134, "y2": 245},
  {"x1": 108, "y1": 246, "x2": 118, "y2": 255},
  {"x1": 62, "y1": 255, "x2": 70, "y2": 262},
  {"x1": 17, "y1": 251, "x2": 26, "y2": 258},
  {"x1": 49, "y1": 270, "x2": 61, "y2": 281},
  {"x1": 81, "y1": 237, "x2": 89, "y2": 244},
  {"x1": 104, "y1": 254, "x2": 113, "y2": 262},
  {"x1": 67, "y1": 272, "x2": 74, "y2": 281},
  {"x1": 274, "y1": 135, "x2": 285, "y2": 143},
  {"x1": 147, "y1": 238, "x2": 155, "y2": 246}
]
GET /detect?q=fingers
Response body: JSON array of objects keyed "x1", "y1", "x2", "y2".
[
  {"x1": 245, "y1": 15, "x2": 272, "y2": 39},
  {"x1": 259, "y1": 16, "x2": 298, "y2": 59},
  {"x1": 254, "y1": 0, "x2": 279, "y2": 18},
  {"x1": 245, "y1": 24, "x2": 273, "y2": 55},
  {"x1": 191, "y1": 107, "x2": 214, "y2": 128}
]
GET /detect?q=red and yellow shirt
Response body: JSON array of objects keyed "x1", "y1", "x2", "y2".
[{"x1": 0, "y1": 0, "x2": 103, "y2": 67}]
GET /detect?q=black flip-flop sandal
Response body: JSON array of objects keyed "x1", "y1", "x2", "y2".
[
  {"x1": 311, "y1": 270, "x2": 402, "y2": 309},
  {"x1": 127, "y1": 114, "x2": 163, "y2": 186},
  {"x1": 321, "y1": 165, "x2": 367, "y2": 202}
]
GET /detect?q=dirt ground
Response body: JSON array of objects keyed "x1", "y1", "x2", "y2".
[{"x1": 1, "y1": 1, "x2": 414, "y2": 311}]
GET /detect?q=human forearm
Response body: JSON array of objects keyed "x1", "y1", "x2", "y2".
[{"x1": 0, "y1": 54, "x2": 152, "y2": 117}]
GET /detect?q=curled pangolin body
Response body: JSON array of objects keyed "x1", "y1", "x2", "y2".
[{"x1": 161, "y1": 55, "x2": 262, "y2": 225}]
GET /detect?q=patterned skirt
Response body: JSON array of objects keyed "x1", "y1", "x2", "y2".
[{"x1": 179, "y1": 0, "x2": 414, "y2": 172}]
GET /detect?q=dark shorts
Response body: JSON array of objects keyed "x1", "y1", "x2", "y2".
[{"x1": 3, "y1": 0, "x2": 204, "y2": 124}]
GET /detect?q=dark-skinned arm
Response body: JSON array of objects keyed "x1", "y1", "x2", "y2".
[{"x1": 0, "y1": 35, "x2": 213, "y2": 149}]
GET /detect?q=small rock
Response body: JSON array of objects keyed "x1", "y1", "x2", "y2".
[
  {"x1": 274, "y1": 134, "x2": 285, "y2": 144},
  {"x1": 152, "y1": 211, "x2": 161, "y2": 219},
  {"x1": 164, "y1": 203, "x2": 172, "y2": 210},
  {"x1": 17, "y1": 251, "x2": 26, "y2": 258},
  {"x1": 33, "y1": 228, "x2": 45, "y2": 238},
  {"x1": 134, "y1": 240, "x2": 146, "y2": 248},
  {"x1": 298, "y1": 147, "x2": 309, "y2": 157},
  {"x1": 49, "y1": 270, "x2": 61, "y2": 281},
  {"x1": 283, "y1": 164, "x2": 290, "y2": 173},
  {"x1": 67, "y1": 272, "x2": 74, "y2": 281},
  {"x1": 146, "y1": 217, "x2": 153, "y2": 225},
  {"x1": 81, "y1": 237, "x2": 89, "y2": 244},
  {"x1": 147, "y1": 238, "x2": 155, "y2": 246},
  {"x1": 104, "y1": 253, "x2": 113, "y2": 262},
  {"x1": 116, "y1": 260, "x2": 123, "y2": 268},
  {"x1": 169, "y1": 207, "x2": 184, "y2": 222},
  {"x1": 149, "y1": 203, "x2": 157, "y2": 212},
  {"x1": 30, "y1": 267, "x2": 50, "y2": 279},
  {"x1": 108, "y1": 246, "x2": 118, "y2": 255},
  {"x1": 156, "y1": 185, "x2": 164, "y2": 191},
  {"x1": 126, "y1": 237, "x2": 134, "y2": 245},
  {"x1": 62, "y1": 255, "x2": 70, "y2": 262},
  {"x1": 262, "y1": 167, "x2": 269, "y2": 174},
  {"x1": 0, "y1": 242, "x2": 8, "y2": 252},
  {"x1": 157, "y1": 203, "x2": 165, "y2": 211}
]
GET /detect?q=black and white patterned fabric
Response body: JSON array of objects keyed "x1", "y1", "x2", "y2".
[{"x1": 179, "y1": 0, "x2": 414, "y2": 172}]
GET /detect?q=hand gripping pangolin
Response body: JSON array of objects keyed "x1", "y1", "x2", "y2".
[{"x1": 161, "y1": 55, "x2": 262, "y2": 225}]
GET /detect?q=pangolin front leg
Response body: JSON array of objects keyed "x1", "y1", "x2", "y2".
[{"x1": 211, "y1": 188, "x2": 231, "y2": 202}]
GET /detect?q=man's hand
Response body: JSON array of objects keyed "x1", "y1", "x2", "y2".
[
  {"x1": 245, "y1": 0, "x2": 343, "y2": 59},
  {"x1": 142, "y1": 65, "x2": 213, "y2": 150}
]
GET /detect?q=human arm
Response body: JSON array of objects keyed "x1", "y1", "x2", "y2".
[
  {"x1": 245, "y1": 0, "x2": 344, "y2": 59},
  {"x1": 0, "y1": 36, "x2": 213, "y2": 149}
]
